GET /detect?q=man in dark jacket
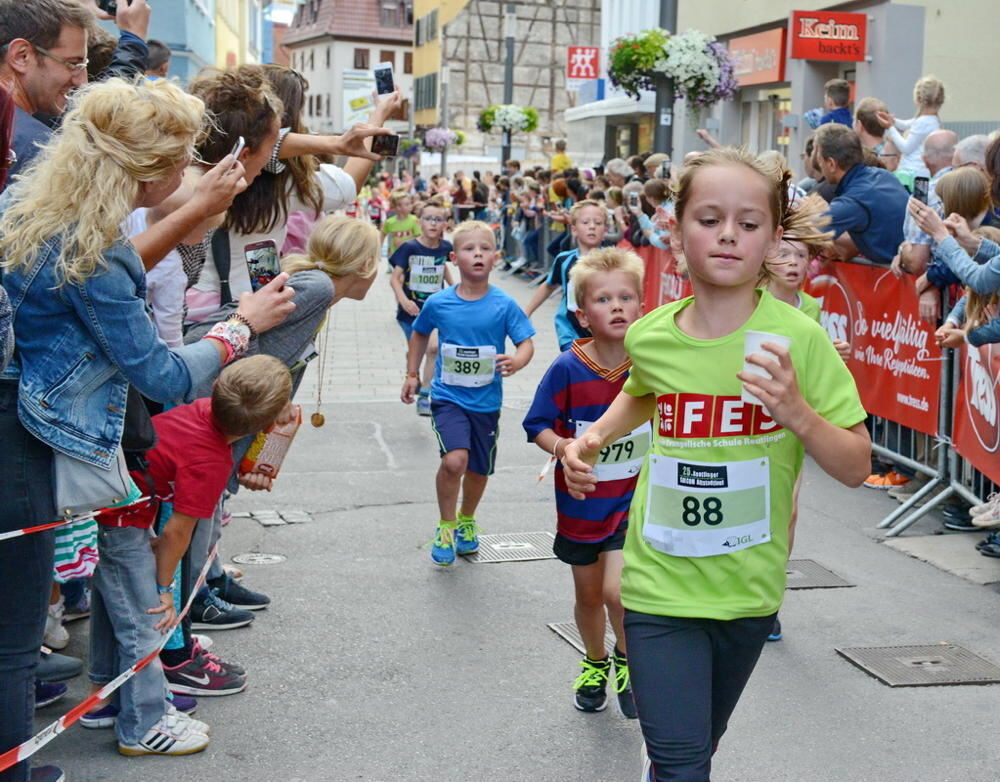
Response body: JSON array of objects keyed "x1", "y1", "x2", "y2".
[{"x1": 814, "y1": 123, "x2": 909, "y2": 264}]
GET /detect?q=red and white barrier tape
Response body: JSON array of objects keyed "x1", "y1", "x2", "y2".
[
  {"x1": 0, "y1": 498, "x2": 151, "y2": 543},
  {"x1": 0, "y1": 542, "x2": 219, "y2": 773}
]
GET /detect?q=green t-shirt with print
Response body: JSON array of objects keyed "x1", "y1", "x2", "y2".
[
  {"x1": 619, "y1": 290, "x2": 865, "y2": 621},
  {"x1": 797, "y1": 291, "x2": 822, "y2": 323},
  {"x1": 384, "y1": 214, "x2": 421, "y2": 256}
]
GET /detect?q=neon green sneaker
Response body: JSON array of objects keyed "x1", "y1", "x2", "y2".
[
  {"x1": 431, "y1": 522, "x2": 456, "y2": 566},
  {"x1": 573, "y1": 655, "x2": 610, "y2": 712},
  {"x1": 455, "y1": 514, "x2": 480, "y2": 556}
]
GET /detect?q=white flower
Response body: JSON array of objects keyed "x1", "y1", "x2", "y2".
[{"x1": 493, "y1": 104, "x2": 529, "y2": 131}]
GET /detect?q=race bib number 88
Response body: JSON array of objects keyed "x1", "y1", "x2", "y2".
[
  {"x1": 441, "y1": 343, "x2": 497, "y2": 387},
  {"x1": 642, "y1": 455, "x2": 771, "y2": 557}
]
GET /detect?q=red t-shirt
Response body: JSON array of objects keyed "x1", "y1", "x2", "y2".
[{"x1": 98, "y1": 398, "x2": 233, "y2": 529}]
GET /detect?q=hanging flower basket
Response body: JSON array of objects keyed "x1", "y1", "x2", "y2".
[
  {"x1": 454, "y1": 130, "x2": 466, "y2": 146},
  {"x1": 399, "y1": 138, "x2": 422, "y2": 159},
  {"x1": 607, "y1": 28, "x2": 670, "y2": 100},
  {"x1": 424, "y1": 127, "x2": 458, "y2": 151},
  {"x1": 477, "y1": 104, "x2": 539, "y2": 134},
  {"x1": 607, "y1": 27, "x2": 738, "y2": 115}
]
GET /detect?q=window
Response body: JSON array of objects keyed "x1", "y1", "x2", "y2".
[
  {"x1": 415, "y1": 9, "x2": 438, "y2": 46},
  {"x1": 379, "y1": 2, "x2": 399, "y2": 27},
  {"x1": 309, "y1": 50, "x2": 314, "y2": 71},
  {"x1": 326, "y1": 94, "x2": 331, "y2": 118},
  {"x1": 379, "y1": 51, "x2": 395, "y2": 68},
  {"x1": 403, "y1": 52, "x2": 413, "y2": 74},
  {"x1": 326, "y1": 46, "x2": 330, "y2": 68},
  {"x1": 414, "y1": 73, "x2": 438, "y2": 111},
  {"x1": 354, "y1": 48, "x2": 370, "y2": 69}
]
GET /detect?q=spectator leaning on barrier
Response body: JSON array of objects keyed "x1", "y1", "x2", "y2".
[
  {"x1": 814, "y1": 123, "x2": 909, "y2": 264},
  {"x1": 894, "y1": 129, "x2": 958, "y2": 276}
]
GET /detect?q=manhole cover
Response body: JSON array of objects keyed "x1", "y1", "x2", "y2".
[
  {"x1": 466, "y1": 532, "x2": 556, "y2": 563},
  {"x1": 231, "y1": 552, "x2": 286, "y2": 566},
  {"x1": 547, "y1": 621, "x2": 616, "y2": 656},
  {"x1": 836, "y1": 643, "x2": 1000, "y2": 687},
  {"x1": 785, "y1": 559, "x2": 853, "y2": 589}
]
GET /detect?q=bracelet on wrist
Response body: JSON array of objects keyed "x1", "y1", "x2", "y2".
[
  {"x1": 156, "y1": 583, "x2": 174, "y2": 595},
  {"x1": 406, "y1": 371, "x2": 418, "y2": 378},
  {"x1": 230, "y1": 311, "x2": 258, "y2": 339}
]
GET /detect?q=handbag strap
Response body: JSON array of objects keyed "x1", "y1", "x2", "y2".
[{"x1": 211, "y1": 228, "x2": 233, "y2": 307}]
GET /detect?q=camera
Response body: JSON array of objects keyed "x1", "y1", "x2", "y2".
[
  {"x1": 372, "y1": 133, "x2": 400, "y2": 158},
  {"x1": 98, "y1": 0, "x2": 130, "y2": 15}
]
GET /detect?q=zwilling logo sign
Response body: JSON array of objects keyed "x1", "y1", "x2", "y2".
[{"x1": 790, "y1": 10, "x2": 866, "y2": 62}]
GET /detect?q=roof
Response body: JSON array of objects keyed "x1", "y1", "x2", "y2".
[{"x1": 282, "y1": 0, "x2": 413, "y2": 47}]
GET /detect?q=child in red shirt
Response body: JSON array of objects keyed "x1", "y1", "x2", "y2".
[{"x1": 83, "y1": 355, "x2": 292, "y2": 757}]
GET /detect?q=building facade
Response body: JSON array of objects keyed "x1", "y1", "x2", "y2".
[
  {"x1": 282, "y1": 0, "x2": 413, "y2": 135},
  {"x1": 215, "y1": 0, "x2": 264, "y2": 68},
  {"x1": 412, "y1": 0, "x2": 602, "y2": 168}
]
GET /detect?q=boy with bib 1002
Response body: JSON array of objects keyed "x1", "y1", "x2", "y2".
[
  {"x1": 401, "y1": 220, "x2": 535, "y2": 565},
  {"x1": 523, "y1": 247, "x2": 646, "y2": 720},
  {"x1": 390, "y1": 197, "x2": 454, "y2": 416},
  {"x1": 562, "y1": 148, "x2": 871, "y2": 782}
]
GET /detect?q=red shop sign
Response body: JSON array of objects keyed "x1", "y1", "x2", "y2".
[
  {"x1": 789, "y1": 10, "x2": 867, "y2": 62},
  {"x1": 729, "y1": 28, "x2": 786, "y2": 86}
]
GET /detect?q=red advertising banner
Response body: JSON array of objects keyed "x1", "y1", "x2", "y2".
[
  {"x1": 952, "y1": 343, "x2": 1000, "y2": 485},
  {"x1": 804, "y1": 262, "x2": 942, "y2": 435},
  {"x1": 729, "y1": 28, "x2": 786, "y2": 86},
  {"x1": 620, "y1": 242, "x2": 692, "y2": 314},
  {"x1": 789, "y1": 10, "x2": 867, "y2": 62}
]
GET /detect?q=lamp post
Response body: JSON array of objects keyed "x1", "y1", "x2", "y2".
[
  {"x1": 500, "y1": 4, "x2": 516, "y2": 169},
  {"x1": 653, "y1": 0, "x2": 678, "y2": 156},
  {"x1": 440, "y1": 60, "x2": 450, "y2": 176}
]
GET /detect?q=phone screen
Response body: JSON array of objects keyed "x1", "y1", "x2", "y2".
[
  {"x1": 374, "y1": 64, "x2": 395, "y2": 96},
  {"x1": 372, "y1": 134, "x2": 400, "y2": 157},
  {"x1": 244, "y1": 241, "x2": 280, "y2": 292},
  {"x1": 913, "y1": 177, "x2": 930, "y2": 204},
  {"x1": 628, "y1": 193, "x2": 640, "y2": 208}
]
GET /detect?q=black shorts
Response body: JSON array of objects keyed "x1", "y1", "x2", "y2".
[{"x1": 553, "y1": 521, "x2": 627, "y2": 566}]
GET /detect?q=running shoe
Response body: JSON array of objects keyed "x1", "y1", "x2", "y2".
[
  {"x1": 43, "y1": 601, "x2": 69, "y2": 650},
  {"x1": 416, "y1": 393, "x2": 432, "y2": 417},
  {"x1": 34, "y1": 681, "x2": 67, "y2": 709},
  {"x1": 207, "y1": 573, "x2": 270, "y2": 611},
  {"x1": 192, "y1": 633, "x2": 213, "y2": 651},
  {"x1": 573, "y1": 655, "x2": 610, "y2": 712},
  {"x1": 979, "y1": 541, "x2": 1000, "y2": 558},
  {"x1": 611, "y1": 649, "x2": 638, "y2": 719},
  {"x1": 117, "y1": 710, "x2": 209, "y2": 756},
  {"x1": 431, "y1": 522, "x2": 457, "y2": 566},
  {"x1": 863, "y1": 471, "x2": 909, "y2": 490},
  {"x1": 767, "y1": 616, "x2": 783, "y2": 642},
  {"x1": 190, "y1": 588, "x2": 255, "y2": 630},
  {"x1": 163, "y1": 652, "x2": 248, "y2": 697},
  {"x1": 942, "y1": 504, "x2": 978, "y2": 531},
  {"x1": 62, "y1": 592, "x2": 90, "y2": 622},
  {"x1": 81, "y1": 695, "x2": 199, "y2": 729},
  {"x1": 455, "y1": 516, "x2": 480, "y2": 556},
  {"x1": 639, "y1": 742, "x2": 652, "y2": 782},
  {"x1": 193, "y1": 637, "x2": 246, "y2": 676},
  {"x1": 887, "y1": 474, "x2": 930, "y2": 502},
  {"x1": 972, "y1": 504, "x2": 1000, "y2": 529},
  {"x1": 976, "y1": 530, "x2": 1000, "y2": 551}
]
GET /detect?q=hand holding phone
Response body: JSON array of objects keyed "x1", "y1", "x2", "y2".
[
  {"x1": 913, "y1": 176, "x2": 930, "y2": 205},
  {"x1": 371, "y1": 133, "x2": 400, "y2": 158},
  {"x1": 373, "y1": 62, "x2": 395, "y2": 97},
  {"x1": 627, "y1": 192, "x2": 641, "y2": 209}
]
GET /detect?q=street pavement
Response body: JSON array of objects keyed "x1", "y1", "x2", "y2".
[{"x1": 35, "y1": 265, "x2": 1000, "y2": 782}]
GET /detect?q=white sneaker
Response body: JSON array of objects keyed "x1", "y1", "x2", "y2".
[
  {"x1": 969, "y1": 492, "x2": 1000, "y2": 517},
  {"x1": 118, "y1": 710, "x2": 210, "y2": 756},
  {"x1": 972, "y1": 504, "x2": 1000, "y2": 528},
  {"x1": 640, "y1": 742, "x2": 652, "y2": 782},
  {"x1": 44, "y1": 601, "x2": 69, "y2": 651},
  {"x1": 166, "y1": 703, "x2": 211, "y2": 736}
]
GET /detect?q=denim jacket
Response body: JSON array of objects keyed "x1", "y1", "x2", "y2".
[{"x1": 1, "y1": 232, "x2": 221, "y2": 468}]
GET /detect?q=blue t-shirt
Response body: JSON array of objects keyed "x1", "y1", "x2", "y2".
[
  {"x1": 545, "y1": 248, "x2": 591, "y2": 350},
  {"x1": 389, "y1": 238, "x2": 453, "y2": 323},
  {"x1": 413, "y1": 285, "x2": 535, "y2": 412},
  {"x1": 820, "y1": 106, "x2": 853, "y2": 127}
]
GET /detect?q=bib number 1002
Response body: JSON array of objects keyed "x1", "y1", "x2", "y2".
[{"x1": 681, "y1": 496, "x2": 724, "y2": 526}]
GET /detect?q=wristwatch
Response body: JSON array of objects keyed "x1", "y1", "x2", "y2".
[{"x1": 156, "y1": 583, "x2": 175, "y2": 595}]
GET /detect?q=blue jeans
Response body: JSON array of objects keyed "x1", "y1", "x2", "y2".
[
  {"x1": 89, "y1": 524, "x2": 170, "y2": 745},
  {"x1": 0, "y1": 381, "x2": 56, "y2": 782}
]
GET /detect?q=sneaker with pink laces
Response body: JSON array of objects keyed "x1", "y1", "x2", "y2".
[
  {"x1": 192, "y1": 638, "x2": 246, "y2": 676},
  {"x1": 163, "y1": 651, "x2": 247, "y2": 697}
]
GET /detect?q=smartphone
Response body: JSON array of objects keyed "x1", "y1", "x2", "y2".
[
  {"x1": 229, "y1": 135, "x2": 246, "y2": 161},
  {"x1": 371, "y1": 133, "x2": 400, "y2": 158},
  {"x1": 98, "y1": 0, "x2": 129, "y2": 15},
  {"x1": 913, "y1": 176, "x2": 930, "y2": 204},
  {"x1": 373, "y1": 62, "x2": 395, "y2": 96},
  {"x1": 243, "y1": 240, "x2": 280, "y2": 292},
  {"x1": 628, "y1": 192, "x2": 641, "y2": 209},
  {"x1": 659, "y1": 162, "x2": 670, "y2": 180}
]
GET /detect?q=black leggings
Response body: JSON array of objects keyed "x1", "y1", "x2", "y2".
[{"x1": 625, "y1": 609, "x2": 776, "y2": 782}]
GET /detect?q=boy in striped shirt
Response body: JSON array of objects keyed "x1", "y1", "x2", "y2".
[{"x1": 522, "y1": 247, "x2": 646, "y2": 719}]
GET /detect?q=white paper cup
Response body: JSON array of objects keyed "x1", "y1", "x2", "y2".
[{"x1": 742, "y1": 330, "x2": 792, "y2": 406}]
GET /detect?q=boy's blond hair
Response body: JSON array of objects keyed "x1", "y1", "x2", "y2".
[
  {"x1": 451, "y1": 220, "x2": 496, "y2": 250},
  {"x1": 282, "y1": 215, "x2": 381, "y2": 279},
  {"x1": 212, "y1": 355, "x2": 293, "y2": 438},
  {"x1": 569, "y1": 247, "x2": 644, "y2": 309},
  {"x1": 389, "y1": 189, "x2": 412, "y2": 208},
  {"x1": 569, "y1": 199, "x2": 606, "y2": 223}
]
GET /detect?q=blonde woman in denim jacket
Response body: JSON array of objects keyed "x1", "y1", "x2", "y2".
[{"x1": 0, "y1": 78, "x2": 294, "y2": 782}]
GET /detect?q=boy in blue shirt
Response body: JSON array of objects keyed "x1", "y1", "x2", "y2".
[
  {"x1": 524, "y1": 199, "x2": 608, "y2": 351},
  {"x1": 401, "y1": 221, "x2": 535, "y2": 565},
  {"x1": 523, "y1": 248, "x2": 645, "y2": 719},
  {"x1": 389, "y1": 198, "x2": 454, "y2": 416}
]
